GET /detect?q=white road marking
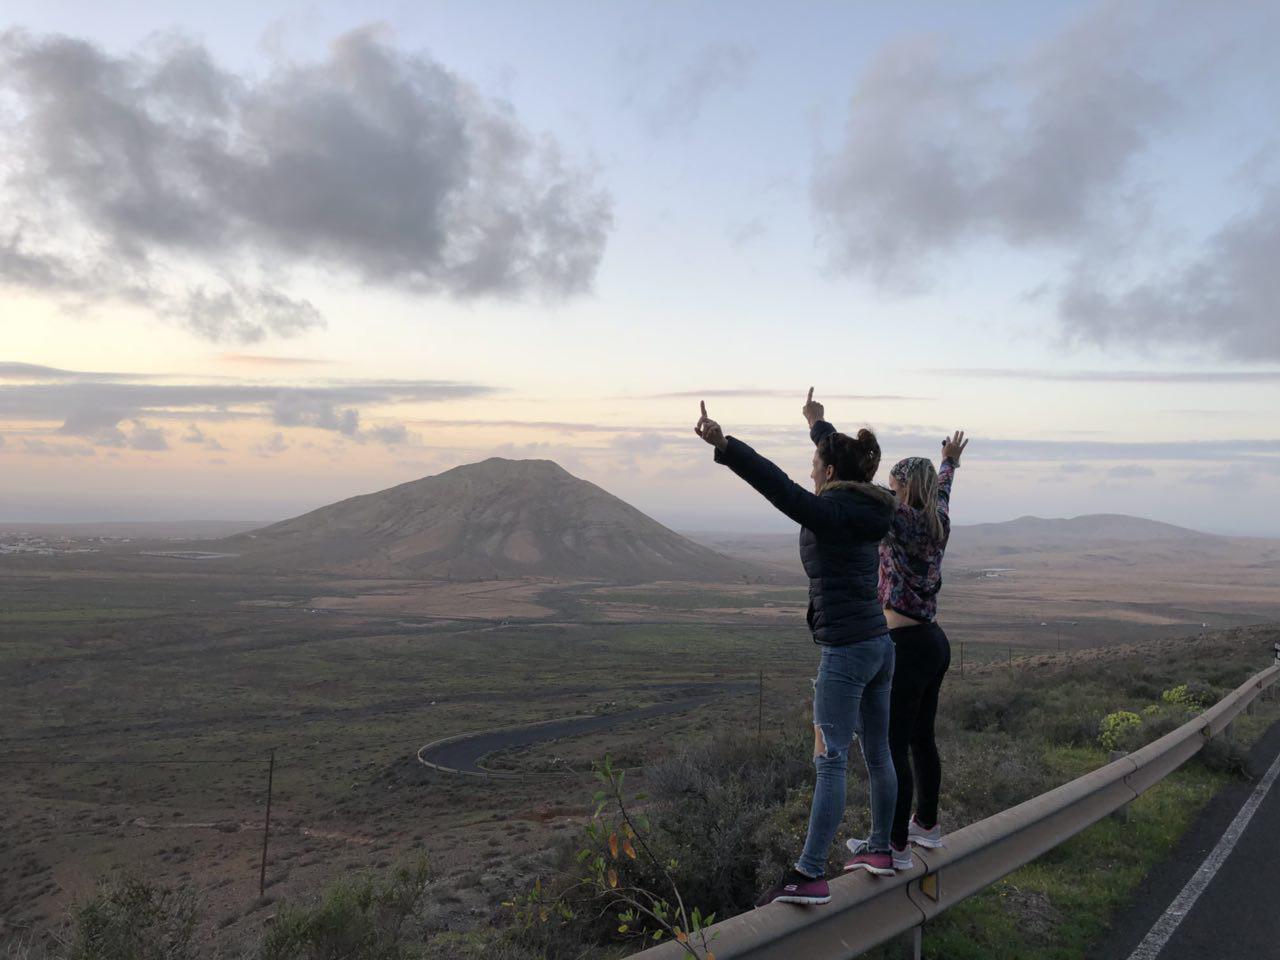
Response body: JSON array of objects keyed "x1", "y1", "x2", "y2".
[{"x1": 1127, "y1": 741, "x2": 1280, "y2": 959}]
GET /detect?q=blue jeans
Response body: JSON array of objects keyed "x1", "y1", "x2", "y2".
[{"x1": 796, "y1": 635, "x2": 897, "y2": 877}]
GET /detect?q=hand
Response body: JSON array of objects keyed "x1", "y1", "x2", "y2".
[
  {"x1": 694, "y1": 400, "x2": 727, "y2": 452},
  {"x1": 942, "y1": 430, "x2": 969, "y2": 463},
  {"x1": 802, "y1": 386, "x2": 825, "y2": 428}
]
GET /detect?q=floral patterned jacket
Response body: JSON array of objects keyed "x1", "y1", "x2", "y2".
[{"x1": 877, "y1": 457, "x2": 956, "y2": 621}]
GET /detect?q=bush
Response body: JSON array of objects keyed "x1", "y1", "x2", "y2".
[
  {"x1": 1162, "y1": 682, "x2": 1213, "y2": 710},
  {"x1": 63, "y1": 876, "x2": 199, "y2": 960},
  {"x1": 1098, "y1": 711, "x2": 1143, "y2": 751},
  {"x1": 259, "y1": 860, "x2": 431, "y2": 960}
]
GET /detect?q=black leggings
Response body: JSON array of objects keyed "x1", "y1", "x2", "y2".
[{"x1": 888, "y1": 621, "x2": 951, "y2": 848}]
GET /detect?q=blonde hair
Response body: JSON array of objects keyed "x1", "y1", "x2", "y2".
[{"x1": 892, "y1": 457, "x2": 944, "y2": 542}]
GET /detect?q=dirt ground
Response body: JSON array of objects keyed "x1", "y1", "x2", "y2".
[{"x1": 1, "y1": 538, "x2": 1278, "y2": 954}]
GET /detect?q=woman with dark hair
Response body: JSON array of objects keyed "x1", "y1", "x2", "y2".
[
  {"x1": 811, "y1": 403, "x2": 969, "y2": 872},
  {"x1": 694, "y1": 394, "x2": 899, "y2": 906}
]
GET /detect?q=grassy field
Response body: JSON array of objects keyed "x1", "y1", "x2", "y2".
[{"x1": 1, "y1": 553, "x2": 1277, "y2": 959}]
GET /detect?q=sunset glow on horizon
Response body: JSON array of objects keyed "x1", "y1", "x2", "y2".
[{"x1": 2, "y1": 0, "x2": 1279, "y2": 535}]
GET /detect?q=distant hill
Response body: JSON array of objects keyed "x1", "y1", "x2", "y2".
[
  {"x1": 690, "y1": 513, "x2": 1276, "y2": 571},
  {"x1": 950, "y1": 514, "x2": 1222, "y2": 551},
  {"x1": 222, "y1": 458, "x2": 768, "y2": 583}
]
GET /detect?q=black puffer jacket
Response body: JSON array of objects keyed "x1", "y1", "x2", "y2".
[{"x1": 714, "y1": 431, "x2": 896, "y2": 646}]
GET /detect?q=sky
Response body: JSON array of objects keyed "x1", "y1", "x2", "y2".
[{"x1": 1, "y1": 0, "x2": 1279, "y2": 535}]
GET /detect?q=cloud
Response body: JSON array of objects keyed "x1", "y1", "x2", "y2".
[
  {"x1": 727, "y1": 216, "x2": 768, "y2": 250},
  {"x1": 125, "y1": 421, "x2": 168, "y2": 451},
  {"x1": 646, "y1": 389, "x2": 924, "y2": 401},
  {"x1": 0, "y1": 362, "x2": 146, "y2": 381},
  {"x1": 182, "y1": 422, "x2": 224, "y2": 450},
  {"x1": 1107, "y1": 464, "x2": 1156, "y2": 479},
  {"x1": 811, "y1": 10, "x2": 1175, "y2": 289},
  {"x1": 22, "y1": 438, "x2": 94, "y2": 457},
  {"x1": 271, "y1": 392, "x2": 360, "y2": 436},
  {"x1": 632, "y1": 44, "x2": 756, "y2": 134},
  {"x1": 611, "y1": 432, "x2": 669, "y2": 456},
  {"x1": 935, "y1": 368, "x2": 1280, "y2": 384},
  {"x1": 255, "y1": 432, "x2": 289, "y2": 457},
  {"x1": 0, "y1": 368, "x2": 494, "y2": 441},
  {"x1": 1059, "y1": 187, "x2": 1280, "y2": 359},
  {"x1": 810, "y1": 2, "x2": 1280, "y2": 359},
  {"x1": 0, "y1": 27, "x2": 612, "y2": 342},
  {"x1": 363, "y1": 422, "x2": 411, "y2": 446},
  {"x1": 880, "y1": 432, "x2": 1280, "y2": 465},
  {"x1": 218, "y1": 354, "x2": 333, "y2": 367}
]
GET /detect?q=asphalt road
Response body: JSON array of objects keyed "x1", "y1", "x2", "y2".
[
  {"x1": 418, "y1": 681, "x2": 756, "y2": 775},
  {"x1": 1092, "y1": 710, "x2": 1280, "y2": 960}
]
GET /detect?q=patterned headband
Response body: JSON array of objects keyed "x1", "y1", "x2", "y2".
[{"x1": 891, "y1": 456, "x2": 933, "y2": 483}]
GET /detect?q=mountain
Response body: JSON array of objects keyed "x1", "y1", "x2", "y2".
[
  {"x1": 950, "y1": 514, "x2": 1221, "y2": 551},
  {"x1": 691, "y1": 513, "x2": 1265, "y2": 571},
  {"x1": 223, "y1": 458, "x2": 769, "y2": 583}
]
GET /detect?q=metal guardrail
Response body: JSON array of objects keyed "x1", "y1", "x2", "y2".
[{"x1": 634, "y1": 662, "x2": 1280, "y2": 960}]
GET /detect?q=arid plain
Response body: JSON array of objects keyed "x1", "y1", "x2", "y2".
[{"x1": 2, "y1": 466, "x2": 1279, "y2": 952}]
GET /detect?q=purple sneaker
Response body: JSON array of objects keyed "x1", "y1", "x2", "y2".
[
  {"x1": 754, "y1": 870, "x2": 831, "y2": 907},
  {"x1": 842, "y1": 850, "x2": 895, "y2": 877}
]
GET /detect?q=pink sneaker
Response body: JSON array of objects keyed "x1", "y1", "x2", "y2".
[
  {"x1": 842, "y1": 850, "x2": 895, "y2": 876},
  {"x1": 754, "y1": 870, "x2": 831, "y2": 906}
]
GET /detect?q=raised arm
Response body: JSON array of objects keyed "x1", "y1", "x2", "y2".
[
  {"x1": 938, "y1": 430, "x2": 968, "y2": 518},
  {"x1": 803, "y1": 386, "x2": 838, "y2": 446},
  {"x1": 697, "y1": 400, "x2": 843, "y2": 533}
]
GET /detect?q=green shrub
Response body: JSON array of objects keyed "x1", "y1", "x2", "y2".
[
  {"x1": 1098, "y1": 711, "x2": 1143, "y2": 751},
  {"x1": 64, "y1": 876, "x2": 199, "y2": 960},
  {"x1": 259, "y1": 860, "x2": 431, "y2": 960},
  {"x1": 1162, "y1": 682, "x2": 1213, "y2": 710}
]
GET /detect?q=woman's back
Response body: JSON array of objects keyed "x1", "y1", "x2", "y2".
[{"x1": 879, "y1": 457, "x2": 957, "y2": 623}]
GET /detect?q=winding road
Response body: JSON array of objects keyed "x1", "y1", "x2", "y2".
[{"x1": 417, "y1": 681, "x2": 755, "y2": 777}]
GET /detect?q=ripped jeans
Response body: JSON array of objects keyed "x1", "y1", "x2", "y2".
[{"x1": 796, "y1": 635, "x2": 897, "y2": 877}]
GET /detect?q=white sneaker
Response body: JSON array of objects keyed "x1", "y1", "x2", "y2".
[
  {"x1": 908, "y1": 817, "x2": 944, "y2": 849},
  {"x1": 845, "y1": 837, "x2": 912, "y2": 870}
]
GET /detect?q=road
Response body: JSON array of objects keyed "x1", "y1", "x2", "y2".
[
  {"x1": 1093, "y1": 712, "x2": 1280, "y2": 959},
  {"x1": 418, "y1": 681, "x2": 756, "y2": 776}
]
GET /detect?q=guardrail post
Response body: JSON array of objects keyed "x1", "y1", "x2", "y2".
[
  {"x1": 1108, "y1": 750, "x2": 1130, "y2": 822},
  {"x1": 898, "y1": 925, "x2": 923, "y2": 960}
]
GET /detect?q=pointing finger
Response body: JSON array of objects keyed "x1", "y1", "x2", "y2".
[
  {"x1": 700, "y1": 400, "x2": 708, "y2": 419},
  {"x1": 807, "y1": 387, "x2": 814, "y2": 404}
]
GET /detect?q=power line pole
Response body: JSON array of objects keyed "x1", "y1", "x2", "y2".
[
  {"x1": 757, "y1": 668, "x2": 764, "y2": 747},
  {"x1": 259, "y1": 749, "x2": 275, "y2": 899}
]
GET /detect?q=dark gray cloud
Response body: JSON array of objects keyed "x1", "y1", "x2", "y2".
[
  {"x1": 0, "y1": 27, "x2": 612, "y2": 342},
  {"x1": 0, "y1": 363, "x2": 492, "y2": 447},
  {"x1": 1059, "y1": 187, "x2": 1280, "y2": 360},
  {"x1": 363, "y1": 423, "x2": 411, "y2": 446},
  {"x1": 810, "y1": 3, "x2": 1280, "y2": 359},
  {"x1": 812, "y1": 12, "x2": 1173, "y2": 288},
  {"x1": 271, "y1": 392, "x2": 360, "y2": 436}
]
